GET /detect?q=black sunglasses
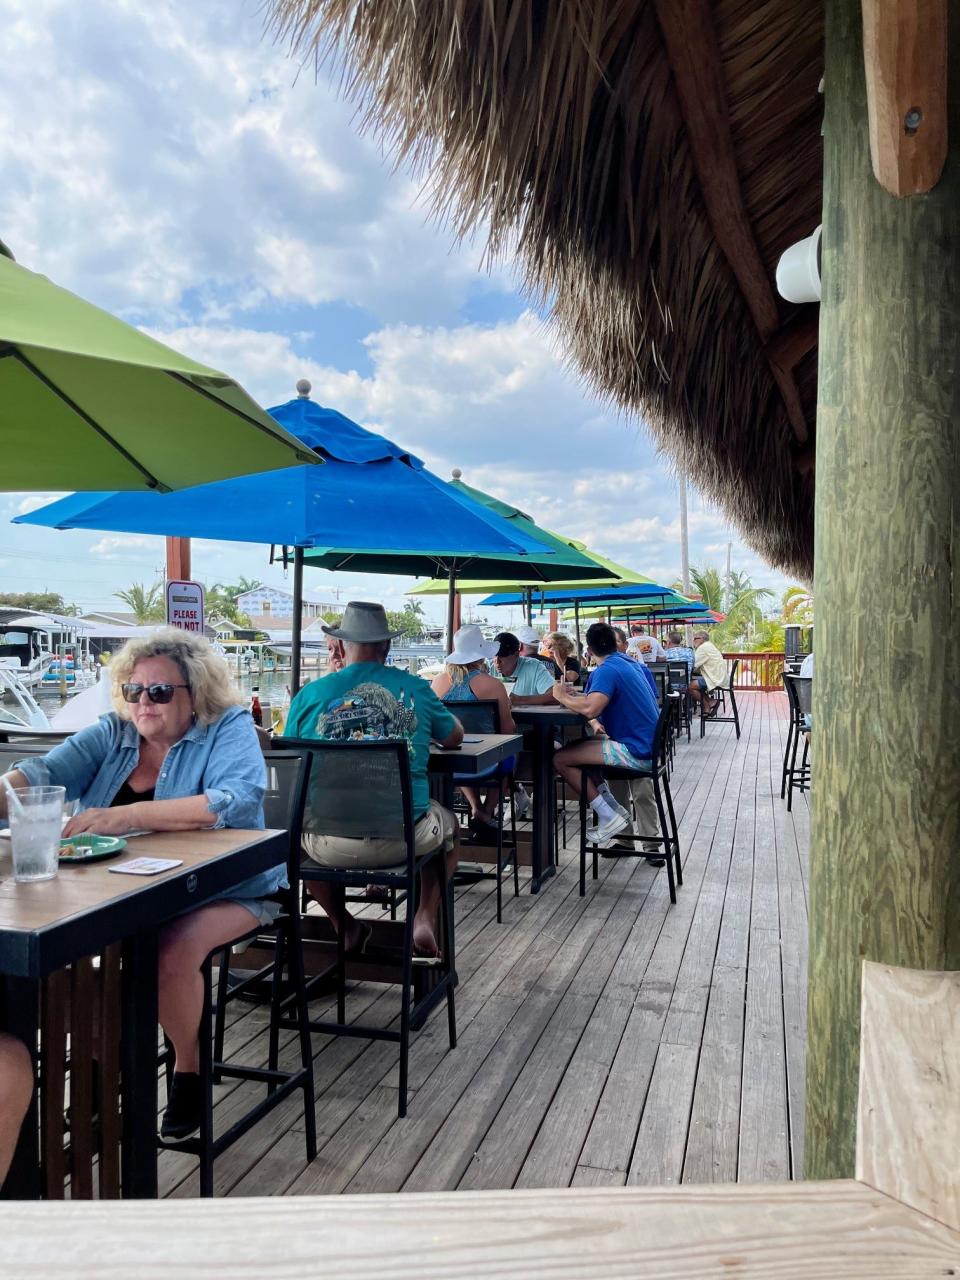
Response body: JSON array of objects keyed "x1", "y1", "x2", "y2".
[{"x1": 121, "y1": 682, "x2": 190, "y2": 705}]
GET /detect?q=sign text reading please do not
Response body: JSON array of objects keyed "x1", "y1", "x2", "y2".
[{"x1": 166, "y1": 580, "x2": 205, "y2": 633}]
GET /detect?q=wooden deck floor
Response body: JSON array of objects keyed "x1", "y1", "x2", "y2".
[{"x1": 159, "y1": 691, "x2": 809, "y2": 1198}]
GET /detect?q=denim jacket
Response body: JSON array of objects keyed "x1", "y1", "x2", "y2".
[{"x1": 16, "y1": 707, "x2": 282, "y2": 901}]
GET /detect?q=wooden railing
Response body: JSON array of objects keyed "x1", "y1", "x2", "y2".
[{"x1": 722, "y1": 651, "x2": 785, "y2": 692}]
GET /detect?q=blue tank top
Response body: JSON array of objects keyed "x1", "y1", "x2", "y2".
[{"x1": 441, "y1": 673, "x2": 483, "y2": 704}]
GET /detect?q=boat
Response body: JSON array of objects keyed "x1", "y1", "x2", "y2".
[
  {"x1": 0, "y1": 665, "x2": 52, "y2": 731},
  {"x1": 0, "y1": 611, "x2": 91, "y2": 692}
]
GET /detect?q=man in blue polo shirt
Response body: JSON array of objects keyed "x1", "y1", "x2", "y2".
[{"x1": 552, "y1": 621, "x2": 663, "y2": 859}]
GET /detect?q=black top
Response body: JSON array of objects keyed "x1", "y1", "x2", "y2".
[
  {"x1": 549, "y1": 656, "x2": 582, "y2": 682},
  {"x1": 111, "y1": 778, "x2": 156, "y2": 807}
]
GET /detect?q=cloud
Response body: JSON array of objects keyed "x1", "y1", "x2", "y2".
[
  {"x1": 0, "y1": 0, "x2": 513, "y2": 327},
  {"x1": 15, "y1": 494, "x2": 66, "y2": 515},
  {"x1": 89, "y1": 535, "x2": 159, "y2": 559}
]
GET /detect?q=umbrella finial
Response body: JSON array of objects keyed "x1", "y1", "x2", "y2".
[
  {"x1": 451, "y1": 468, "x2": 462, "y2": 480},
  {"x1": 296, "y1": 379, "x2": 312, "y2": 398}
]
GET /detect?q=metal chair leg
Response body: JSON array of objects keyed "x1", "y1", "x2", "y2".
[
  {"x1": 579, "y1": 784, "x2": 588, "y2": 897},
  {"x1": 652, "y1": 774, "x2": 676, "y2": 904},
  {"x1": 199, "y1": 958, "x2": 215, "y2": 1198}
]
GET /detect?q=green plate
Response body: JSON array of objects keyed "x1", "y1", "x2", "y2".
[{"x1": 59, "y1": 835, "x2": 128, "y2": 863}]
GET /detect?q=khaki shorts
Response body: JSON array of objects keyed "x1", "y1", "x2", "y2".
[{"x1": 302, "y1": 800, "x2": 458, "y2": 870}]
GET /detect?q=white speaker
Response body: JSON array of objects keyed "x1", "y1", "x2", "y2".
[{"x1": 776, "y1": 225, "x2": 822, "y2": 304}]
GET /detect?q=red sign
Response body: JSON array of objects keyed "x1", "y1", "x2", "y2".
[{"x1": 166, "y1": 580, "x2": 205, "y2": 633}]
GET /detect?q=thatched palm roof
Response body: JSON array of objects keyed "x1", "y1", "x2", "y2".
[{"x1": 270, "y1": 0, "x2": 823, "y2": 576}]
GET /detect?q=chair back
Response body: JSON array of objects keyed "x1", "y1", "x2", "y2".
[
  {"x1": 647, "y1": 661, "x2": 668, "y2": 678},
  {"x1": 261, "y1": 749, "x2": 310, "y2": 883},
  {"x1": 274, "y1": 737, "x2": 415, "y2": 848},
  {"x1": 651, "y1": 699, "x2": 673, "y2": 768},
  {"x1": 444, "y1": 698, "x2": 500, "y2": 735},
  {"x1": 783, "y1": 673, "x2": 812, "y2": 719},
  {"x1": 723, "y1": 658, "x2": 739, "y2": 691},
  {"x1": 666, "y1": 662, "x2": 689, "y2": 693},
  {"x1": 653, "y1": 671, "x2": 667, "y2": 705}
]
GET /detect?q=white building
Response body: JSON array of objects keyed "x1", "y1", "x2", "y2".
[{"x1": 235, "y1": 585, "x2": 338, "y2": 624}]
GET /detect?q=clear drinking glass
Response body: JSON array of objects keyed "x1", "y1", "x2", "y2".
[{"x1": 9, "y1": 785, "x2": 65, "y2": 882}]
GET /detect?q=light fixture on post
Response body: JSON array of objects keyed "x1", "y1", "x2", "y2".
[{"x1": 776, "y1": 225, "x2": 822, "y2": 303}]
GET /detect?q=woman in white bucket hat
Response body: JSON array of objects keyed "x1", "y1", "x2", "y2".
[{"x1": 431, "y1": 626, "x2": 517, "y2": 840}]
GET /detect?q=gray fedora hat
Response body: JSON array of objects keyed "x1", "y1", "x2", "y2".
[{"x1": 321, "y1": 601, "x2": 404, "y2": 643}]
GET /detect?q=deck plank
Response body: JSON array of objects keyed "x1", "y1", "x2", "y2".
[{"x1": 154, "y1": 692, "x2": 809, "y2": 1200}]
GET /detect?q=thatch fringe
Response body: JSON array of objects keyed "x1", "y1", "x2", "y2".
[{"x1": 269, "y1": 0, "x2": 822, "y2": 576}]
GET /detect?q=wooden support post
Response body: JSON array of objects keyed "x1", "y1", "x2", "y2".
[
  {"x1": 806, "y1": 0, "x2": 960, "y2": 1179},
  {"x1": 164, "y1": 537, "x2": 191, "y2": 583}
]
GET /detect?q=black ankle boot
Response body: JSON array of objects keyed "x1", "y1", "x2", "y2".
[{"x1": 161, "y1": 1071, "x2": 202, "y2": 1139}]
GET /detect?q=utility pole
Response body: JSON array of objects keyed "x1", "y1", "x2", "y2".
[{"x1": 679, "y1": 473, "x2": 693, "y2": 646}]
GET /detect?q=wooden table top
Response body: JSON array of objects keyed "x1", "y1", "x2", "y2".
[
  {"x1": 1, "y1": 1180, "x2": 957, "y2": 1277},
  {"x1": 428, "y1": 733, "x2": 522, "y2": 773},
  {"x1": 0, "y1": 828, "x2": 285, "y2": 976},
  {"x1": 512, "y1": 705, "x2": 588, "y2": 727}
]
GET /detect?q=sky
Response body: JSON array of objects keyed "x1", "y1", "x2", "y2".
[{"x1": 0, "y1": 0, "x2": 793, "y2": 627}]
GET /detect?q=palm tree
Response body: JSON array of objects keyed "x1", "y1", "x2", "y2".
[
  {"x1": 115, "y1": 582, "x2": 164, "y2": 624},
  {"x1": 782, "y1": 584, "x2": 814, "y2": 625},
  {"x1": 690, "y1": 565, "x2": 725, "y2": 611}
]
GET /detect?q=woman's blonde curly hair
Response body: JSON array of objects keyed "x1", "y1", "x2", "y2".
[
  {"x1": 545, "y1": 632, "x2": 574, "y2": 662},
  {"x1": 109, "y1": 628, "x2": 243, "y2": 726}
]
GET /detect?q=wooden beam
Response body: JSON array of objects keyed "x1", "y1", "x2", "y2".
[
  {"x1": 862, "y1": 0, "x2": 948, "y2": 196},
  {"x1": 769, "y1": 361, "x2": 811, "y2": 444},
  {"x1": 654, "y1": 0, "x2": 779, "y2": 339},
  {"x1": 857, "y1": 963, "x2": 960, "y2": 1232},
  {"x1": 164, "y1": 537, "x2": 191, "y2": 582},
  {"x1": 654, "y1": 0, "x2": 812, "y2": 446},
  {"x1": 765, "y1": 309, "x2": 821, "y2": 374},
  {"x1": 806, "y1": 0, "x2": 960, "y2": 1180}
]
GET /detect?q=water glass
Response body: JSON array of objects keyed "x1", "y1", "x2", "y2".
[{"x1": 9, "y1": 785, "x2": 65, "y2": 882}]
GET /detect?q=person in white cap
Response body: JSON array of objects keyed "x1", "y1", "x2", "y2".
[
  {"x1": 285, "y1": 602, "x2": 464, "y2": 959},
  {"x1": 431, "y1": 625, "x2": 517, "y2": 840},
  {"x1": 515, "y1": 624, "x2": 550, "y2": 665}
]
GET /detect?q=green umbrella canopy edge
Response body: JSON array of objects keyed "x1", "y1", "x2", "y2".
[{"x1": 0, "y1": 255, "x2": 318, "y2": 491}]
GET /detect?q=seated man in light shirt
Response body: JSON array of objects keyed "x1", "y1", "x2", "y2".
[
  {"x1": 689, "y1": 630, "x2": 728, "y2": 716},
  {"x1": 493, "y1": 631, "x2": 556, "y2": 706},
  {"x1": 626, "y1": 625, "x2": 667, "y2": 663},
  {"x1": 663, "y1": 629, "x2": 696, "y2": 678},
  {"x1": 515, "y1": 625, "x2": 552, "y2": 666}
]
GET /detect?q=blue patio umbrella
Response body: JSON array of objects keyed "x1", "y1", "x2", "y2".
[{"x1": 17, "y1": 385, "x2": 588, "y2": 683}]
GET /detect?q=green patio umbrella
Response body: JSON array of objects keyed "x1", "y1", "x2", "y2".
[{"x1": 0, "y1": 247, "x2": 318, "y2": 491}]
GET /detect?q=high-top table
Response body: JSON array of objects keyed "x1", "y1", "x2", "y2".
[
  {"x1": 511, "y1": 706, "x2": 587, "y2": 892},
  {"x1": 0, "y1": 828, "x2": 286, "y2": 1200}
]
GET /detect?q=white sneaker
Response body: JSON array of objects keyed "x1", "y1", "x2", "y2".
[
  {"x1": 597, "y1": 784, "x2": 630, "y2": 824},
  {"x1": 593, "y1": 809, "x2": 629, "y2": 848},
  {"x1": 514, "y1": 786, "x2": 532, "y2": 819}
]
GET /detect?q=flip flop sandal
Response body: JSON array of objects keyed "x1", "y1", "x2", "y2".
[{"x1": 344, "y1": 921, "x2": 374, "y2": 958}]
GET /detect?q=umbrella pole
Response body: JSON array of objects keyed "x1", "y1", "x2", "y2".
[
  {"x1": 525, "y1": 588, "x2": 533, "y2": 626},
  {"x1": 446, "y1": 568, "x2": 456, "y2": 654},
  {"x1": 291, "y1": 546, "x2": 304, "y2": 695},
  {"x1": 574, "y1": 601, "x2": 581, "y2": 656}
]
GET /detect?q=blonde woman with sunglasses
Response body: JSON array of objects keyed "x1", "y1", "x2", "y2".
[{"x1": 0, "y1": 628, "x2": 271, "y2": 1141}]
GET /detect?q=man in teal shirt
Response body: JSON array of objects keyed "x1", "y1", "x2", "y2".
[
  {"x1": 286, "y1": 601, "x2": 463, "y2": 959},
  {"x1": 493, "y1": 632, "x2": 556, "y2": 705}
]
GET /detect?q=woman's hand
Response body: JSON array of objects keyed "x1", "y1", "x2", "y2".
[{"x1": 63, "y1": 807, "x2": 144, "y2": 837}]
